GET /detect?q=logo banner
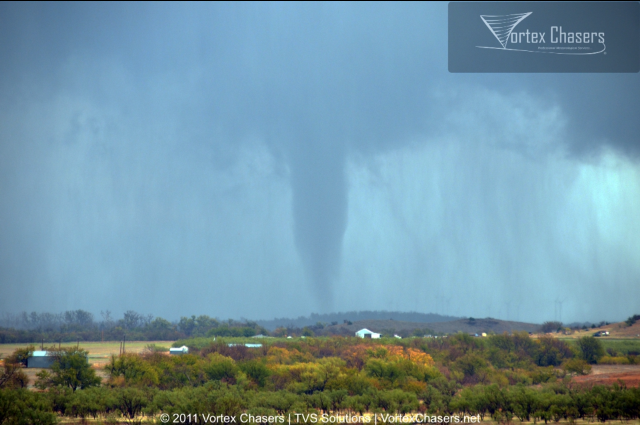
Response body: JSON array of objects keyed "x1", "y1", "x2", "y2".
[{"x1": 449, "y1": 2, "x2": 639, "y2": 73}]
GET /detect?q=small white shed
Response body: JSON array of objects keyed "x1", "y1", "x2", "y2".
[
  {"x1": 355, "y1": 328, "x2": 381, "y2": 339},
  {"x1": 227, "y1": 343, "x2": 263, "y2": 348},
  {"x1": 169, "y1": 346, "x2": 189, "y2": 355},
  {"x1": 27, "y1": 351, "x2": 55, "y2": 368}
]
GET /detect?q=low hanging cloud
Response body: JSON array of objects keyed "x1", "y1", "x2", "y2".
[{"x1": 339, "y1": 87, "x2": 640, "y2": 323}]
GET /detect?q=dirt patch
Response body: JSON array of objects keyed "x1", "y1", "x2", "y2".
[
  {"x1": 572, "y1": 365, "x2": 640, "y2": 387},
  {"x1": 589, "y1": 365, "x2": 640, "y2": 375},
  {"x1": 608, "y1": 321, "x2": 640, "y2": 338}
]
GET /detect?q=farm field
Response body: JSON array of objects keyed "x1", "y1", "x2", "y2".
[
  {"x1": 558, "y1": 338, "x2": 640, "y2": 357},
  {"x1": 0, "y1": 340, "x2": 174, "y2": 364},
  {"x1": 0, "y1": 340, "x2": 175, "y2": 386}
]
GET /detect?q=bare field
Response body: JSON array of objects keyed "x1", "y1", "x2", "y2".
[{"x1": 572, "y1": 365, "x2": 640, "y2": 387}]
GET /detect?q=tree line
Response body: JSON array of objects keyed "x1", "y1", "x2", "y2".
[
  {"x1": 0, "y1": 310, "x2": 268, "y2": 343},
  {"x1": 3, "y1": 381, "x2": 638, "y2": 425}
]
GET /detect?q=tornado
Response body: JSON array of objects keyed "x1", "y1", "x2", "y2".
[{"x1": 289, "y1": 137, "x2": 347, "y2": 308}]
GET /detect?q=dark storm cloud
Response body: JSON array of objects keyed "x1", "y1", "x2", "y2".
[{"x1": 0, "y1": 2, "x2": 638, "y2": 322}]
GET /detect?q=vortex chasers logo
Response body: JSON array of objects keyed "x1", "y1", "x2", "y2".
[
  {"x1": 477, "y1": 12, "x2": 606, "y2": 55},
  {"x1": 480, "y1": 12, "x2": 532, "y2": 48}
]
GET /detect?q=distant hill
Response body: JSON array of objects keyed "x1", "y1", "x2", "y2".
[
  {"x1": 562, "y1": 318, "x2": 640, "y2": 339},
  {"x1": 322, "y1": 317, "x2": 541, "y2": 337},
  {"x1": 610, "y1": 320, "x2": 640, "y2": 338},
  {"x1": 256, "y1": 311, "x2": 460, "y2": 331},
  {"x1": 425, "y1": 318, "x2": 541, "y2": 335}
]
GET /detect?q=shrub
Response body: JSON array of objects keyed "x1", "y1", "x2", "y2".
[
  {"x1": 562, "y1": 358, "x2": 592, "y2": 375},
  {"x1": 144, "y1": 343, "x2": 169, "y2": 353},
  {"x1": 598, "y1": 356, "x2": 630, "y2": 365},
  {"x1": 204, "y1": 353, "x2": 238, "y2": 383}
]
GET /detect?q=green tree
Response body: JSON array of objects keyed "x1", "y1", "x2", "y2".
[
  {"x1": 7, "y1": 345, "x2": 34, "y2": 367},
  {"x1": 365, "y1": 358, "x2": 406, "y2": 384},
  {"x1": 147, "y1": 317, "x2": 176, "y2": 339},
  {"x1": 0, "y1": 389, "x2": 57, "y2": 425},
  {"x1": 204, "y1": 353, "x2": 238, "y2": 383},
  {"x1": 377, "y1": 389, "x2": 419, "y2": 414},
  {"x1": 65, "y1": 386, "x2": 113, "y2": 420},
  {"x1": 453, "y1": 353, "x2": 490, "y2": 383},
  {"x1": 577, "y1": 336, "x2": 605, "y2": 364},
  {"x1": 178, "y1": 315, "x2": 197, "y2": 336},
  {"x1": 64, "y1": 309, "x2": 94, "y2": 328},
  {"x1": 239, "y1": 360, "x2": 271, "y2": 387},
  {"x1": 105, "y1": 353, "x2": 159, "y2": 386},
  {"x1": 511, "y1": 386, "x2": 537, "y2": 422},
  {"x1": 113, "y1": 387, "x2": 149, "y2": 421},
  {"x1": 535, "y1": 336, "x2": 573, "y2": 366},
  {"x1": 0, "y1": 347, "x2": 32, "y2": 389},
  {"x1": 37, "y1": 347, "x2": 101, "y2": 391}
]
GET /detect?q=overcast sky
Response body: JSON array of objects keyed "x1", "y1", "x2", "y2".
[{"x1": 1, "y1": 3, "x2": 639, "y2": 324}]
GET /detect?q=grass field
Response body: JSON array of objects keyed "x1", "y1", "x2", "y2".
[
  {"x1": 0, "y1": 340, "x2": 174, "y2": 366},
  {"x1": 557, "y1": 338, "x2": 640, "y2": 355}
]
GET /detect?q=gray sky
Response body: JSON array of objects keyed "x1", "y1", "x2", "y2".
[{"x1": 1, "y1": 2, "x2": 639, "y2": 324}]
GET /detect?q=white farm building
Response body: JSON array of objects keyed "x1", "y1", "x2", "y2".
[
  {"x1": 355, "y1": 328, "x2": 381, "y2": 339},
  {"x1": 27, "y1": 351, "x2": 55, "y2": 368},
  {"x1": 169, "y1": 346, "x2": 189, "y2": 355}
]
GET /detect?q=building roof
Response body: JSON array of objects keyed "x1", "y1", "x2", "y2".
[
  {"x1": 32, "y1": 351, "x2": 51, "y2": 357},
  {"x1": 355, "y1": 328, "x2": 381, "y2": 337},
  {"x1": 169, "y1": 346, "x2": 189, "y2": 352},
  {"x1": 227, "y1": 343, "x2": 263, "y2": 348}
]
